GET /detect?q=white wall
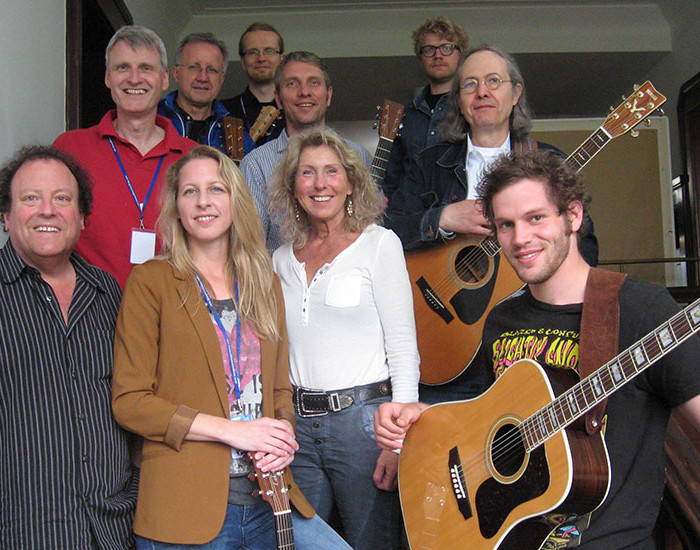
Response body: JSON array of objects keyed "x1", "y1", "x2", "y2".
[{"x1": 0, "y1": 0, "x2": 66, "y2": 163}]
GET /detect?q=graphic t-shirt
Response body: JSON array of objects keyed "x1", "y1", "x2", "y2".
[{"x1": 481, "y1": 281, "x2": 700, "y2": 549}]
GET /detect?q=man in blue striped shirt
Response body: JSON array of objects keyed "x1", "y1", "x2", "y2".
[{"x1": 0, "y1": 146, "x2": 137, "y2": 548}]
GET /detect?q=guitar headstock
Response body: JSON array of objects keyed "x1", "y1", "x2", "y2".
[
  {"x1": 223, "y1": 116, "x2": 246, "y2": 164},
  {"x1": 255, "y1": 467, "x2": 291, "y2": 514},
  {"x1": 250, "y1": 105, "x2": 281, "y2": 143},
  {"x1": 377, "y1": 99, "x2": 404, "y2": 141},
  {"x1": 602, "y1": 81, "x2": 666, "y2": 138}
]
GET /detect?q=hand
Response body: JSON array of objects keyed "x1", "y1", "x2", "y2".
[
  {"x1": 438, "y1": 199, "x2": 491, "y2": 236},
  {"x1": 372, "y1": 449, "x2": 399, "y2": 491},
  {"x1": 251, "y1": 450, "x2": 295, "y2": 473},
  {"x1": 223, "y1": 417, "x2": 298, "y2": 459},
  {"x1": 373, "y1": 401, "x2": 428, "y2": 451}
]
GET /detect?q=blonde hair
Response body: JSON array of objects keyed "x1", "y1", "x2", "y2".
[
  {"x1": 158, "y1": 145, "x2": 279, "y2": 340},
  {"x1": 269, "y1": 128, "x2": 382, "y2": 248}
]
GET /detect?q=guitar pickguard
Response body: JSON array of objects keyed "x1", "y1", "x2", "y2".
[
  {"x1": 449, "y1": 253, "x2": 501, "y2": 325},
  {"x1": 475, "y1": 445, "x2": 550, "y2": 539}
]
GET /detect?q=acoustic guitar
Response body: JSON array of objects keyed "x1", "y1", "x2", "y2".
[
  {"x1": 255, "y1": 466, "x2": 295, "y2": 549},
  {"x1": 399, "y1": 297, "x2": 700, "y2": 549},
  {"x1": 371, "y1": 99, "x2": 404, "y2": 188},
  {"x1": 409, "y1": 81, "x2": 666, "y2": 384},
  {"x1": 223, "y1": 116, "x2": 246, "y2": 163},
  {"x1": 249, "y1": 105, "x2": 281, "y2": 143}
]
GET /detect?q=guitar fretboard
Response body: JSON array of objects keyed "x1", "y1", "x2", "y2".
[
  {"x1": 276, "y1": 511, "x2": 295, "y2": 550},
  {"x1": 565, "y1": 128, "x2": 611, "y2": 171},
  {"x1": 371, "y1": 136, "x2": 394, "y2": 187},
  {"x1": 520, "y1": 298, "x2": 700, "y2": 451}
]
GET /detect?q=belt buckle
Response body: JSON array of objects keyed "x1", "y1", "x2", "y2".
[
  {"x1": 328, "y1": 392, "x2": 353, "y2": 412},
  {"x1": 297, "y1": 389, "x2": 329, "y2": 418}
]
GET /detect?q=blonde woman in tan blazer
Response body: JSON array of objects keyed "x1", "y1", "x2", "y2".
[{"x1": 112, "y1": 146, "x2": 350, "y2": 549}]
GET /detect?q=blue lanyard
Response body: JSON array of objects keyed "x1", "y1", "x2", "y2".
[
  {"x1": 194, "y1": 274, "x2": 242, "y2": 401},
  {"x1": 107, "y1": 136, "x2": 164, "y2": 229}
]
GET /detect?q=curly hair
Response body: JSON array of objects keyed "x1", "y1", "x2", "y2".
[
  {"x1": 411, "y1": 17, "x2": 468, "y2": 57},
  {"x1": 269, "y1": 129, "x2": 382, "y2": 248},
  {"x1": 158, "y1": 145, "x2": 279, "y2": 340},
  {"x1": 0, "y1": 145, "x2": 93, "y2": 219},
  {"x1": 440, "y1": 44, "x2": 533, "y2": 143},
  {"x1": 477, "y1": 150, "x2": 591, "y2": 239}
]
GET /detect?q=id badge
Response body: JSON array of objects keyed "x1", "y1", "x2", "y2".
[{"x1": 130, "y1": 229, "x2": 156, "y2": 264}]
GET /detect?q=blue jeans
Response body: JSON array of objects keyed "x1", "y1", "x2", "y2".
[
  {"x1": 292, "y1": 395, "x2": 403, "y2": 550},
  {"x1": 136, "y1": 504, "x2": 349, "y2": 549}
]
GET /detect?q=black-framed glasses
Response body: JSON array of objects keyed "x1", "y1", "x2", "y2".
[
  {"x1": 244, "y1": 48, "x2": 281, "y2": 57},
  {"x1": 460, "y1": 75, "x2": 512, "y2": 94},
  {"x1": 419, "y1": 43, "x2": 458, "y2": 58}
]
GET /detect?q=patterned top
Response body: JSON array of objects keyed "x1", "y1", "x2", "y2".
[{"x1": 0, "y1": 241, "x2": 137, "y2": 549}]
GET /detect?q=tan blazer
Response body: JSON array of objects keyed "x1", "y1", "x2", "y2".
[{"x1": 112, "y1": 259, "x2": 313, "y2": 544}]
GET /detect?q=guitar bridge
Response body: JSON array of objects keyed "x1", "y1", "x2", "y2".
[
  {"x1": 416, "y1": 277, "x2": 454, "y2": 324},
  {"x1": 449, "y1": 446, "x2": 472, "y2": 520}
]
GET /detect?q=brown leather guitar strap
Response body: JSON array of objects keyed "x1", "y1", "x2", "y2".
[{"x1": 579, "y1": 267, "x2": 626, "y2": 435}]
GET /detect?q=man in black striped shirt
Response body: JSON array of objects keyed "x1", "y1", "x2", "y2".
[{"x1": 0, "y1": 146, "x2": 136, "y2": 548}]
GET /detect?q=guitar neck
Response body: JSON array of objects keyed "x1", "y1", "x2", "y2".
[
  {"x1": 521, "y1": 298, "x2": 700, "y2": 451},
  {"x1": 565, "y1": 127, "x2": 611, "y2": 172},
  {"x1": 371, "y1": 136, "x2": 395, "y2": 187},
  {"x1": 275, "y1": 511, "x2": 295, "y2": 550}
]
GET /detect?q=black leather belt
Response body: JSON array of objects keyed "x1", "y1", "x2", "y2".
[{"x1": 294, "y1": 380, "x2": 392, "y2": 418}]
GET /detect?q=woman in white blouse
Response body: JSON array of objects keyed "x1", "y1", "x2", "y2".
[{"x1": 270, "y1": 129, "x2": 420, "y2": 549}]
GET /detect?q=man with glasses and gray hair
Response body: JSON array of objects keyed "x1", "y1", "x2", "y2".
[
  {"x1": 223, "y1": 22, "x2": 286, "y2": 147},
  {"x1": 383, "y1": 17, "x2": 468, "y2": 201},
  {"x1": 158, "y1": 32, "x2": 253, "y2": 154},
  {"x1": 54, "y1": 25, "x2": 195, "y2": 288},
  {"x1": 385, "y1": 45, "x2": 598, "y2": 403}
]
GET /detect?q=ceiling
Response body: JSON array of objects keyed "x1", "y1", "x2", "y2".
[{"x1": 196, "y1": 0, "x2": 675, "y2": 122}]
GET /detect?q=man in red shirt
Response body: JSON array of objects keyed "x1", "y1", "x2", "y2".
[{"x1": 54, "y1": 25, "x2": 195, "y2": 288}]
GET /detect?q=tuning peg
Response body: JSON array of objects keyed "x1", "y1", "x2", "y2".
[
  {"x1": 373, "y1": 122, "x2": 378, "y2": 129},
  {"x1": 644, "y1": 119, "x2": 652, "y2": 127},
  {"x1": 630, "y1": 129, "x2": 640, "y2": 138},
  {"x1": 622, "y1": 95, "x2": 627, "y2": 101},
  {"x1": 609, "y1": 106, "x2": 615, "y2": 112},
  {"x1": 376, "y1": 105, "x2": 381, "y2": 111},
  {"x1": 657, "y1": 108, "x2": 665, "y2": 116},
  {"x1": 633, "y1": 83, "x2": 640, "y2": 91}
]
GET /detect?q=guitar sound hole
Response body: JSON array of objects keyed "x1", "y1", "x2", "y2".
[
  {"x1": 454, "y1": 245, "x2": 489, "y2": 284},
  {"x1": 491, "y1": 424, "x2": 526, "y2": 477}
]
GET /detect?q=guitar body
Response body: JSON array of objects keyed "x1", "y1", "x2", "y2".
[
  {"x1": 406, "y1": 237, "x2": 524, "y2": 384},
  {"x1": 399, "y1": 359, "x2": 610, "y2": 549}
]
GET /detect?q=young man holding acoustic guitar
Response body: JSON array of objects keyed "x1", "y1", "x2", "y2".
[{"x1": 376, "y1": 150, "x2": 700, "y2": 549}]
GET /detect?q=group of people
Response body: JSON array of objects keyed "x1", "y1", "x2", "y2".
[{"x1": 0, "y1": 14, "x2": 698, "y2": 550}]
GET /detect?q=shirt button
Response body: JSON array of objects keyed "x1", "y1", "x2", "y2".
[
  {"x1": 82, "y1": 455, "x2": 89, "y2": 463},
  {"x1": 78, "y1": 413, "x2": 85, "y2": 420},
  {"x1": 46, "y1": 296, "x2": 52, "y2": 302},
  {"x1": 451, "y1": 194, "x2": 458, "y2": 201},
  {"x1": 313, "y1": 421, "x2": 320, "y2": 428},
  {"x1": 314, "y1": 439, "x2": 322, "y2": 445},
  {"x1": 430, "y1": 131, "x2": 435, "y2": 135}
]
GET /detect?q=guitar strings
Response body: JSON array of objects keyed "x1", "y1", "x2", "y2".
[{"x1": 451, "y1": 309, "x2": 694, "y2": 491}]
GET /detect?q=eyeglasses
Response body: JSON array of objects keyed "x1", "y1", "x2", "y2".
[
  {"x1": 419, "y1": 43, "x2": 458, "y2": 58},
  {"x1": 244, "y1": 48, "x2": 281, "y2": 57},
  {"x1": 181, "y1": 64, "x2": 222, "y2": 76},
  {"x1": 460, "y1": 75, "x2": 512, "y2": 94}
]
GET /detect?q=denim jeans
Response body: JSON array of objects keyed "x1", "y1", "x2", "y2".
[
  {"x1": 136, "y1": 504, "x2": 349, "y2": 549},
  {"x1": 292, "y1": 395, "x2": 403, "y2": 550}
]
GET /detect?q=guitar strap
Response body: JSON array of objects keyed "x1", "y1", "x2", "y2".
[
  {"x1": 579, "y1": 267, "x2": 626, "y2": 435},
  {"x1": 512, "y1": 137, "x2": 539, "y2": 153}
]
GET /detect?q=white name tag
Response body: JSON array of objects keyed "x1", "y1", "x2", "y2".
[{"x1": 130, "y1": 229, "x2": 156, "y2": 264}]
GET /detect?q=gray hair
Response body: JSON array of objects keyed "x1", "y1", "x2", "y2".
[
  {"x1": 174, "y1": 32, "x2": 228, "y2": 72},
  {"x1": 105, "y1": 25, "x2": 168, "y2": 71},
  {"x1": 273, "y1": 51, "x2": 332, "y2": 93},
  {"x1": 441, "y1": 44, "x2": 533, "y2": 143}
]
